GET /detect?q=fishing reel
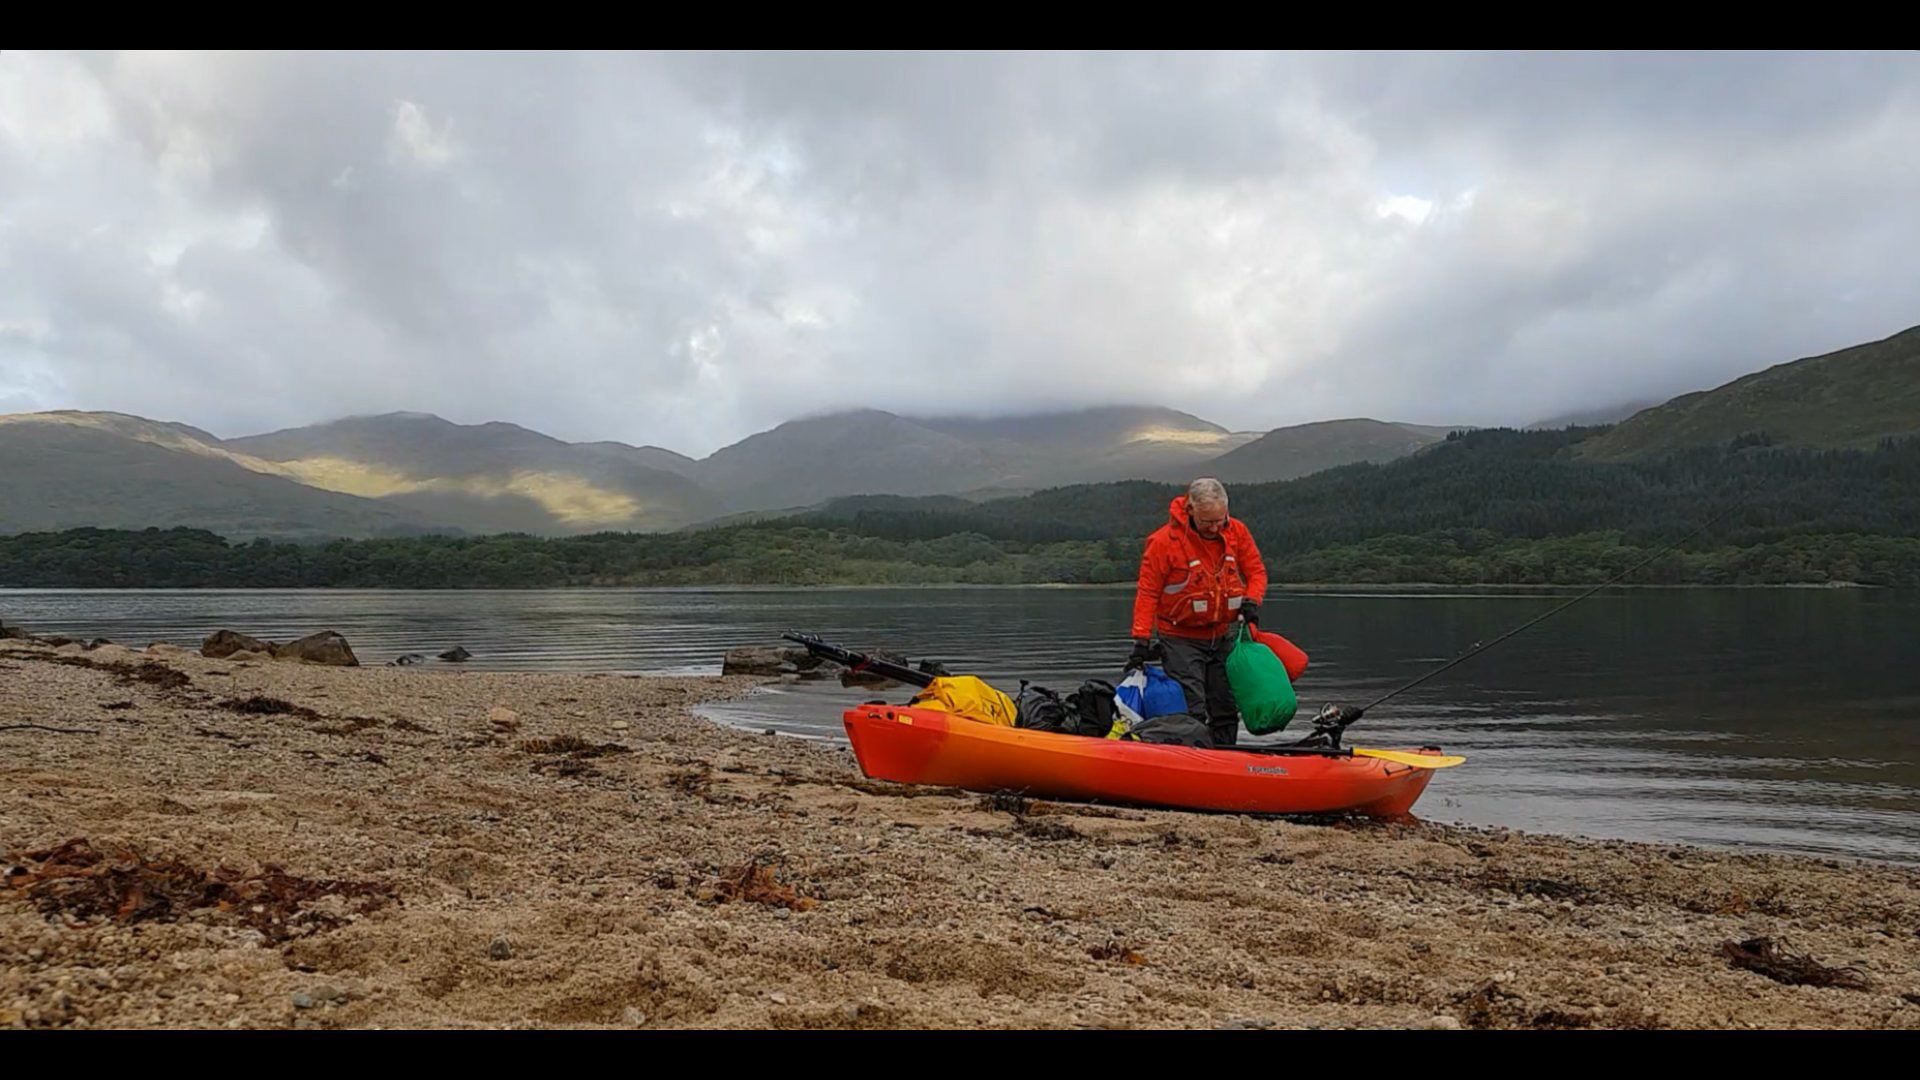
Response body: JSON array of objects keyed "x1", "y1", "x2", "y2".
[{"x1": 1294, "y1": 703, "x2": 1364, "y2": 750}]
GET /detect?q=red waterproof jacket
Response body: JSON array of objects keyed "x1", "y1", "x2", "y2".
[{"x1": 1131, "y1": 495, "x2": 1268, "y2": 641}]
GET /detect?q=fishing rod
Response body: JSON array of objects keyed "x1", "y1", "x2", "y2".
[
  {"x1": 781, "y1": 632, "x2": 941, "y2": 688},
  {"x1": 1293, "y1": 501, "x2": 1748, "y2": 750}
]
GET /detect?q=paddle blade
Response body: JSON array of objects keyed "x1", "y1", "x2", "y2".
[{"x1": 1353, "y1": 747, "x2": 1465, "y2": 769}]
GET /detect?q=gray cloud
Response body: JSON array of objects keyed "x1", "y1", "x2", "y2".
[{"x1": 2, "y1": 50, "x2": 1917, "y2": 454}]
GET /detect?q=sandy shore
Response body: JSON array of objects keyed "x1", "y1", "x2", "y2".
[{"x1": 4, "y1": 638, "x2": 1918, "y2": 1029}]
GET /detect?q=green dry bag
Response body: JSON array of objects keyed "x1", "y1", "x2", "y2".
[{"x1": 1226, "y1": 622, "x2": 1298, "y2": 735}]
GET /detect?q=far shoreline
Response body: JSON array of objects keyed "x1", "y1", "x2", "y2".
[{"x1": 0, "y1": 580, "x2": 1887, "y2": 593}]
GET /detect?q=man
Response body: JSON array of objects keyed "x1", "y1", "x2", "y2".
[{"x1": 1129, "y1": 478, "x2": 1268, "y2": 746}]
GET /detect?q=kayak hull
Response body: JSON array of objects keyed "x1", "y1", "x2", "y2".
[{"x1": 843, "y1": 704, "x2": 1440, "y2": 818}]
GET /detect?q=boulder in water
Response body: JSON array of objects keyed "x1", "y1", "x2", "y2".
[
  {"x1": 203, "y1": 630, "x2": 276, "y2": 659},
  {"x1": 724, "y1": 643, "x2": 830, "y2": 677},
  {"x1": 438, "y1": 646, "x2": 473, "y2": 663},
  {"x1": 273, "y1": 631, "x2": 359, "y2": 667},
  {"x1": 723, "y1": 646, "x2": 786, "y2": 676}
]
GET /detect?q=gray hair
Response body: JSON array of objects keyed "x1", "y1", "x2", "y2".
[{"x1": 1188, "y1": 477, "x2": 1228, "y2": 508}]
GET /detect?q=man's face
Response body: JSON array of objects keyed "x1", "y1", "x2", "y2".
[{"x1": 1192, "y1": 501, "x2": 1228, "y2": 538}]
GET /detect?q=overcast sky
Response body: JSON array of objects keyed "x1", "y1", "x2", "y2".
[{"x1": 3, "y1": 51, "x2": 1917, "y2": 456}]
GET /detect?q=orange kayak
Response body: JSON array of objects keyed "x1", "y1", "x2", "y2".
[{"x1": 844, "y1": 704, "x2": 1442, "y2": 818}]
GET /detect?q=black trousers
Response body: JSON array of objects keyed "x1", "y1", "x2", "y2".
[{"x1": 1159, "y1": 633, "x2": 1239, "y2": 746}]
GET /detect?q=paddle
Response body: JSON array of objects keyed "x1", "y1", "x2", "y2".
[
  {"x1": 1233, "y1": 741, "x2": 1463, "y2": 768},
  {"x1": 1351, "y1": 747, "x2": 1464, "y2": 769}
]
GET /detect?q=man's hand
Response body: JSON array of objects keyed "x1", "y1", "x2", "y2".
[
  {"x1": 1125, "y1": 638, "x2": 1161, "y2": 671},
  {"x1": 1238, "y1": 601, "x2": 1261, "y2": 626}
]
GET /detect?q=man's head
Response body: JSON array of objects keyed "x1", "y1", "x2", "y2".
[{"x1": 1187, "y1": 477, "x2": 1229, "y2": 538}]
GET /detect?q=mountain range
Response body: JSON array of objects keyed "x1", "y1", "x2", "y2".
[{"x1": 4, "y1": 323, "x2": 1915, "y2": 539}]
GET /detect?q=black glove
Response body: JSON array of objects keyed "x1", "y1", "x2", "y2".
[
  {"x1": 1238, "y1": 601, "x2": 1261, "y2": 626},
  {"x1": 1125, "y1": 638, "x2": 1161, "y2": 671}
]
